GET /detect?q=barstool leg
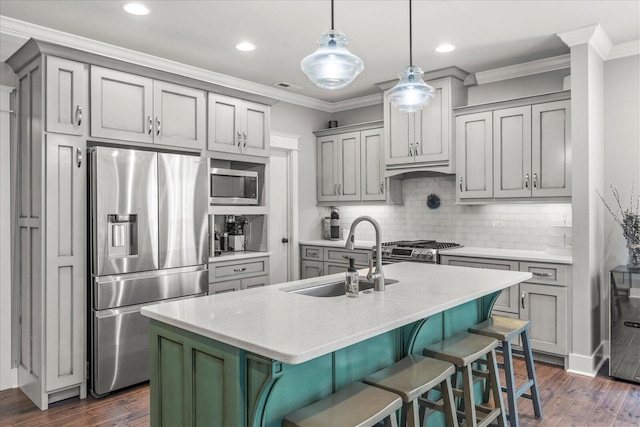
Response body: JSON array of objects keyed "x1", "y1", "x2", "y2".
[
  {"x1": 441, "y1": 376, "x2": 457, "y2": 427},
  {"x1": 521, "y1": 328, "x2": 543, "y2": 419},
  {"x1": 404, "y1": 400, "x2": 420, "y2": 427},
  {"x1": 461, "y1": 365, "x2": 477, "y2": 427},
  {"x1": 384, "y1": 411, "x2": 399, "y2": 427},
  {"x1": 487, "y1": 349, "x2": 507, "y2": 427},
  {"x1": 502, "y1": 340, "x2": 519, "y2": 427}
]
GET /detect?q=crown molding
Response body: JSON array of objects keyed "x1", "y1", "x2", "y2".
[
  {"x1": 557, "y1": 24, "x2": 613, "y2": 60},
  {"x1": 471, "y1": 54, "x2": 570, "y2": 85},
  {"x1": 0, "y1": 85, "x2": 16, "y2": 93},
  {"x1": 331, "y1": 93, "x2": 383, "y2": 112},
  {"x1": 608, "y1": 40, "x2": 640, "y2": 60},
  {"x1": 0, "y1": 16, "x2": 341, "y2": 112}
]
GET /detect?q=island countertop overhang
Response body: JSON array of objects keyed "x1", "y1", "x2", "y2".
[{"x1": 141, "y1": 262, "x2": 532, "y2": 364}]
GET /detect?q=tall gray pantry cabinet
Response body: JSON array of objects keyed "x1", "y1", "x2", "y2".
[{"x1": 8, "y1": 52, "x2": 87, "y2": 409}]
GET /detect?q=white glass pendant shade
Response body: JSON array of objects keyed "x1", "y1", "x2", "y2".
[
  {"x1": 386, "y1": 66, "x2": 435, "y2": 112},
  {"x1": 301, "y1": 30, "x2": 364, "y2": 90}
]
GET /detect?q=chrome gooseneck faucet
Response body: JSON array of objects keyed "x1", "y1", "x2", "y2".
[{"x1": 345, "y1": 216, "x2": 385, "y2": 291}]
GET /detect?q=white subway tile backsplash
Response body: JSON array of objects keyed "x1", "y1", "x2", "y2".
[{"x1": 334, "y1": 175, "x2": 572, "y2": 251}]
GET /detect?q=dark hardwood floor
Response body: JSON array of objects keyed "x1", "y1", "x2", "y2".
[{"x1": 1, "y1": 358, "x2": 638, "y2": 426}]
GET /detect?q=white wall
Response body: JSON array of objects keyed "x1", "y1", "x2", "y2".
[
  {"x1": 270, "y1": 101, "x2": 331, "y2": 242},
  {"x1": 335, "y1": 176, "x2": 572, "y2": 250}
]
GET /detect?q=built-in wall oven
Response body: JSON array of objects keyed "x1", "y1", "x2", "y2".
[{"x1": 377, "y1": 240, "x2": 463, "y2": 265}]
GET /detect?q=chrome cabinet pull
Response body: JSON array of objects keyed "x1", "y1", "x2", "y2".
[
  {"x1": 148, "y1": 116, "x2": 153, "y2": 134},
  {"x1": 415, "y1": 141, "x2": 419, "y2": 156},
  {"x1": 76, "y1": 147, "x2": 82, "y2": 168},
  {"x1": 156, "y1": 117, "x2": 161, "y2": 136},
  {"x1": 521, "y1": 291, "x2": 526, "y2": 309},
  {"x1": 525, "y1": 174, "x2": 530, "y2": 189},
  {"x1": 243, "y1": 131, "x2": 247, "y2": 149},
  {"x1": 409, "y1": 143, "x2": 413, "y2": 156},
  {"x1": 76, "y1": 105, "x2": 82, "y2": 126},
  {"x1": 532, "y1": 271, "x2": 553, "y2": 278},
  {"x1": 459, "y1": 177, "x2": 463, "y2": 192},
  {"x1": 380, "y1": 181, "x2": 384, "y2": 194},
  {"x1": 533, "y1": 173, "x2": 538, "y2": 189},
  {"x1": 237, "y1": 131, "x2": 242, "y2": 147},
  {"x1": 334, "y1": 183, "x2": 337, "y2": 195},
  {"x1": 338, "y1": 183, "x2": 342, "y2": 195},
  {"x1": 319, "y1": 268, "x2": 323, "y2": 276},
  {"x1": 233, "y1": 267, "x2": 247, "y2": 273}
]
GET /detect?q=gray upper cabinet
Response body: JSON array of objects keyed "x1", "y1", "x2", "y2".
[
  {"x1": 456, "y1": 111, "x2": 494, "y2": 199},
  {"x1": 315, "y1": 125, "x2": 386, "y2": 203},
  {"x1": 385, "y1": 76, "x2": 467, "y2": 174},
  {"x1": 208, "y1": 93, "x2": 270, "y2": 157},
  {"x1": 455, "y1": 92, "x2": 571, "y2": 202},
  {"x1": 46, "y1": 57, "x2": 87, "y2": 135},
  {"x1": 90, "y1": 66, "x2": 206, "y2": 149}
]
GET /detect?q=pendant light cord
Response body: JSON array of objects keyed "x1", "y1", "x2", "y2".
[
  {"x1": 331, "y1": 0, "x2": 334, "y2": 30},
  {"x1": 409, "y1": 0, "x2": 413, "y2": 66}
]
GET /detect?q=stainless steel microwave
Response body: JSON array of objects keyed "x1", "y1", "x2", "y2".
[{"x1": 210, "y1": 168, "x2": 258, "y2": 205}]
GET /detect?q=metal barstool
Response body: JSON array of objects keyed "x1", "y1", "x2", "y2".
[{"x1": 468, "y1": 315, "x2": 542, "y2": 427}]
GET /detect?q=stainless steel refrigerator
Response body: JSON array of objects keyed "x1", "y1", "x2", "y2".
[{"x1": 88, "y1": 146, "x2": 208, "y2": 396}]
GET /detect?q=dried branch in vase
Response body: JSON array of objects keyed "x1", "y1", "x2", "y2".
[{"x1": 598, "y1": 185, "x2": 640, "y2": 267}]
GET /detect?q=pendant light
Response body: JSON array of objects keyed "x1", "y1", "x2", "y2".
[
  {"x1": 386, "y1": 0, "x2": 435, "y2": 112},
  {"x1": 300, "y1": 0, "x2": 364, "y2": 90}
]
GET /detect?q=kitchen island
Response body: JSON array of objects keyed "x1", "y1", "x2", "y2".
[{"x1": 141, "y1": 262, "x2": 532, "y2": 427}]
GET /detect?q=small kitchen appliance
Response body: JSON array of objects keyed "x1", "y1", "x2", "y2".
[
  {"x1": 330, "y1": 207, "x2": 340, "y2": 240},
  {"x1": 210, "y1": 167, "x2": 258, "y2": 205},
  {"x1": 377, "y1": 240, "x2": 463, "y2": 264}
]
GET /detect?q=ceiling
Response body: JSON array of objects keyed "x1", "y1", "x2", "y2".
[{"x1": 1, "y1": 1, "x2": 638, "y2": 104}]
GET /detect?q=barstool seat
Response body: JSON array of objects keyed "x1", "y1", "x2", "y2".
[
  {"x1": 364, "y1": 355, "x2": 457, "y2": 427},
  {"x1": 469, "y1": 316, "x2": 543, "y2": 427},
  {"x1": 424, "y1": 332, "x2": 506, "y2": 427},
  {"x1": 283, "y1": 382, "x2": 402, "y2": 427}
]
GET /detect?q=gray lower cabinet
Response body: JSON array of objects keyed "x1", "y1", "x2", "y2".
[
  {"x1": 11, "y1": 54, "x2": 87, "y2": 409},
  {"x1": 440, "y1": 254, "x2": 570, "y2": 361},
  {"x1": 300, "y1": 245, "x2": 372, "y2": 279},
  {"x1": 208, "y1": 257, "x2": 270, "y2": 294}
]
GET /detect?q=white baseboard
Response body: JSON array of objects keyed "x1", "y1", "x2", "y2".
[
  {"x1": 0, "y1": 367, "x2": 18, "y2": 391},
  {"x1": 567, "y1": 340, "x2": 607, "y2": 377}
]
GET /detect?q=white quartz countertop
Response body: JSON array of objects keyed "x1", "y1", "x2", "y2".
[
  {"x1": 441, "y1": 246, "x2": 572, "y2": 264},
  {"x1": 299, "y1": 239, "x2": 376, "y2": 250},
  {"x1": 141, "y1": 263, "x2": 532, "y2": 364}
]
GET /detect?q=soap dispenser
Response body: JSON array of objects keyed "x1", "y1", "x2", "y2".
[{"x1": 345, "y1": 257, "x2": 359, "y2": 298}]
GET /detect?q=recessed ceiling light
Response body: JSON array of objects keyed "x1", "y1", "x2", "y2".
[
  {"x1": 123, "y1": 3, "x2": 149, "y2": 16},
  {"x1": 435, "y1": 44, "x2": 456, "y2": 53},
  {"x1": 235, "y1": 42, "x2": 256, "y2": 52}
]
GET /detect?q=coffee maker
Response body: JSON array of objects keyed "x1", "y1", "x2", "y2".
[
  {"x1": 225, "y1": 215, "x2": 246, "y2": 251},
  {"x1": 330, "y1": 207, "x2": 340, "y2": 240}
]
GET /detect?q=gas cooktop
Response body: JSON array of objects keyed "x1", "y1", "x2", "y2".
[{"x1": 379, "y1": 240, "x2": 463, "y2": 263}]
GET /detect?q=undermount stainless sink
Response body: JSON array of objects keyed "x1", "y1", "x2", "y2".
[{"x1": 287, "y1": 278, "x2": 399, "y2": 298}]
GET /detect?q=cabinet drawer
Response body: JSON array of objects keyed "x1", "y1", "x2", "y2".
[
  {"x1": 324, "y1": 247, "x2": 371, "y2": 266},
  {"x1": 208, "y1": 280, "x2": 241, "y2": 294},
  {"x1": 440, "y1": 256, "x2": 518, "y2": 271},
  {"x1": 242, "y1": 274, "x2": 270, "y2": 290},
  {"x1": 520, "y1": 262, "x2": 568, "y2": 286},
  {"x1": 301, "y1": 246, "x2": 323, "y2": 261},
  {"x1": 209, "y1": 257, "x2": 269, "y2": 282}
]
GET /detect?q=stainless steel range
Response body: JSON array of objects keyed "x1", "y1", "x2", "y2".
[{"x1": 377, "y1": 240, "x2": 463, "y2": 264}]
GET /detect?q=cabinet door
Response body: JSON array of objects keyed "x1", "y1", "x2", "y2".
[
  {"x1": 415, "y1": 79, "x2": 449, "y2": 164},
  {"x1": 154, "y1": 81, "x2": 206, "y2": 149},
  {"x1": 90, "y1": 66, "x2": 153, "y2": 143},
  {"x1": 242, "y1": 274, "x2": 270, "y2": 289},
  {"x1": 325, "y1": 263, "x2": 350, "y2": 276},
  {"x1": 360, "y1": 128, "x2": 385, "y2": 201},
  {"x1": 46, "y1": 57, "x2": 86, "y2": 135},
  {"x1": 242, "y1": 101, "x2": 270, "y2": 157},
  {"x1": 384, "y1": 100, "x2": 413, "y2": 165},
  {"x1": 44, "y1": 133, "x2": 86, "y2": 391},
  {"x1": 207, "y1": 93, "x2": 242, "y2": 153},
  {"x1": 520, "y1": 283, "x2": 567, "y2": 355},
  {"x1": 301, "y1": 260, "x2": 323, "y2": 279},
  {"x1": 337, "y1": 132, "x2": 361, "y2": 201},
  {"x1": 531, "y1": 100, "x2": 571, "y2": 197},
  {"x1": 209, "y1": 280, "x2": 241, "y2": 294},
  {"x1": 317, "y1": 135, "x2": 339, "y2": 202},
  {"x1": 456, "y1": 112, "x2": 493, "y2": 199},
  {"x1": 493, "y1": 106, "x2": 532, "y2": 198}
]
